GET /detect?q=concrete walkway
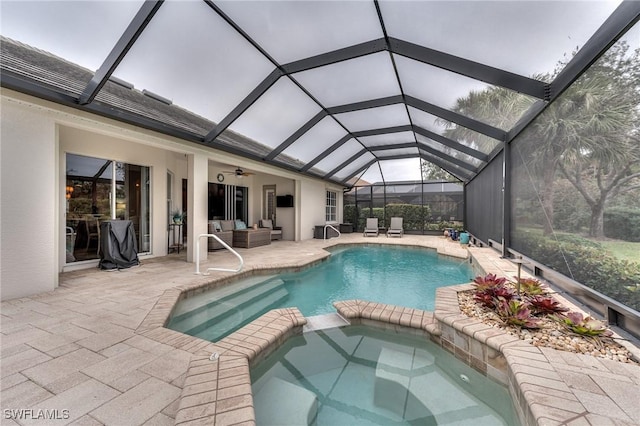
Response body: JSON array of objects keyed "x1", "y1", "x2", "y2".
[{"x1": 1, "y1": 235, "x2": 637, "y2": 425}]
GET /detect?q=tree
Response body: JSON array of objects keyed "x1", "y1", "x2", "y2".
[
  {"x1": 444, "y1": 40, "x2": 640, "y2": 238},
  {"x1": 559, "y1": 158, "x2": 640, "y2": 238},
  {"x1": 421, "y1": 160, "x2": 457, "y2": 181},
  {"x1": 442, "y1": 84, "x2": 545, "y2": 229},
  {"x1": 553, "y1": 41, "x2": 640, "y2": 237}
]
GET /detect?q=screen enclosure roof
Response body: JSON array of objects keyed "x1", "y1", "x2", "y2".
[{"x1": 1, "y1": 0, "x2": 638, "y2": 186}]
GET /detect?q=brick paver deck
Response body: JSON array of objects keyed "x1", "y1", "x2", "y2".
[{"x1": 1, "y1": 235, "x2": 638, "y2": 425}]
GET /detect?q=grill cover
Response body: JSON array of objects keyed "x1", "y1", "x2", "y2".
[{"x1": 99, "y1": 220, "x2": 139, "y2": 270}]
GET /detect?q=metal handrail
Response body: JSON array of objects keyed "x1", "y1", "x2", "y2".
[
  {"x1": 195, "y1": 234, "x2": 243, "y2": 275},
  {"x1": 324, "y1": 224, "x2": 341, "y2": 240}
]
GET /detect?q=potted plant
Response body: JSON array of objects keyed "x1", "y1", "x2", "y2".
[{"x1": 171, "y1": 209, "x2": 184, "y2": 224}]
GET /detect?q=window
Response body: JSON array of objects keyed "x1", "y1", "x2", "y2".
[{"x1": 326, "y1": 190, "x2": 337, "y2": 222}]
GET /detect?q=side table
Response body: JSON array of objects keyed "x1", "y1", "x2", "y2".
[{"x1": 168, "y1": 223, "x2": 183, "y2": 253}]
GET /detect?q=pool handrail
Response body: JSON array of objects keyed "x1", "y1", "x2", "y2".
[
  {"x1": 324, "y1": 224, "x2": 341, "y2": 240},
  {"x1": 195, "y1": 234, "x2": 243, "y2": 275}
]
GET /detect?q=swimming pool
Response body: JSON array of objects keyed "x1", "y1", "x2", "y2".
[
  {"x1": 251, "y1": 325, "x2": 519, "y2": 425},
  {"x1": 168, "y1": 245, "x2": 472, "y2": 341}
]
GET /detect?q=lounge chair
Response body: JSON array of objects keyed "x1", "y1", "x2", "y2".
[
  {"x1": 363, "y1": 218, "x2": 379, "y2": 237},
  {"x1": 387, "y1": 217, "x2": 403, "y2": 238}
]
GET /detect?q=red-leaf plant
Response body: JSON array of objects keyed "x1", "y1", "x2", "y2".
[
  {"x1": 556, "y1": 312, "x2": 612, "y2": 337},
  {"x1": 473, "y1": 273, "x2": 508, "y2": 289},
  {"x1": 496, "y1": 298, "x2": 541, "y2": 329},
  {"x1": 526, "y1": 295, "x2": 570, "y2": 316},
  {"x1": 473, "y1": 274, "x2": 514, "y2": 309},
  {"x1": 514, "y1": 277, "x2": 547, "y2": 296}
]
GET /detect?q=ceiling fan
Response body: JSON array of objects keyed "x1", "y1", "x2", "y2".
[{"x1": 222, "y1": 167, "x2": 255, "y2": 178}]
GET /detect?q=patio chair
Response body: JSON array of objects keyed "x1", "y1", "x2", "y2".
[
  {"x1": 259, "y1": 219, "x2": 282, "y2": 241},
  {"x1": 363, "y1": 218, "x2": 379, "y2": 237},
  {"x1": 386, "y1": 217, "x2": 403, "y2": 238}
]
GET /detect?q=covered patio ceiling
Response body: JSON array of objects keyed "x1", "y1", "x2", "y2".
[{"x1": 2, "y1": 0, "x2": 638, "y2": 186}]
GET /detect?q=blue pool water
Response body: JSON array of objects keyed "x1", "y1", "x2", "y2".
[
  {"x1": 251, "y1": 325, "x2": 519, "y2": 425},
  {"x1": 168, "y1": 245, "x2": 473, "y2": 341}
]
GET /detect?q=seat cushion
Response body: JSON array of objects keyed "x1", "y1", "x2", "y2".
[{"x1": 220, "y1": 220, "x2": 235, "y2": 231}]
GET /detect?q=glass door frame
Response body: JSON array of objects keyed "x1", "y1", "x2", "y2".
[{"x1": 65, "y1": 153, "x2": 151, "y2": 265}]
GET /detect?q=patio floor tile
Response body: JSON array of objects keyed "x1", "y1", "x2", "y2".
[
  {"x1": 22, "y1": 379, "x2": 120, "y2": 425},
  {"x1": 22, "y1": 348, "x2": 105, "y2": 389},
  {"x1": 90, "y1": 377, "x2": 180, "y2": 425}
]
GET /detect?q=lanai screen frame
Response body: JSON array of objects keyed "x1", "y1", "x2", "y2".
[{"x1": 7, "y1": 1, "x2": 638, "y2": 186}]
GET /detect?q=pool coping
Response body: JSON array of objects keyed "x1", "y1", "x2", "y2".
[{"x1": 137, "y1": 242, "x2": 640, "y2": 426}]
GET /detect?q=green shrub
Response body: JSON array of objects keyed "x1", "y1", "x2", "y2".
[
  {"x1": 343, "y1": 204, "x2": 357, "y2": 225},
  {"x1": 604, "y1": 208, "x2": 640, "y2": 242},
  {"x1": 384, "y1": 204, "x2": 430, "y2": 231},
  {"x1": 344, "y1": 203, "x2": 432, "y2": 231},
  {"x1": 425, "y1": 220, "x2": 464, "y2": 231},
  {"x1": 513, "y1": 231, "x2": 640, "y2": 311}
]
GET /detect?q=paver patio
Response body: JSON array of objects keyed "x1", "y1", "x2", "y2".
[{"x1": 1, "y1": 235, "x2": 638, "y2": 425}]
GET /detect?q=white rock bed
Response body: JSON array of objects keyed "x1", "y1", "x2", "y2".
[{"x1": 457, "y1": 290, "x2": 638, "y2": 364}]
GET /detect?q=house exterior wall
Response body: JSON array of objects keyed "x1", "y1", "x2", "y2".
[
  {"x1": 274, "y1": 178, "x2": 296, "y2": 241},
  {"x1": 298, "y1": 180, "x2": 344, "y2": 240},
  {"x1": 1, "y1": 96, "x2": 58, "y2": 300},
  {"x1": 1, "y1": 90, "x2": 341, "y2": 300}
]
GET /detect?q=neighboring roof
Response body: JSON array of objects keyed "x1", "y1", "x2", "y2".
[{"x1": 1, "y1": 2, "x2": 637, "y2": 186}]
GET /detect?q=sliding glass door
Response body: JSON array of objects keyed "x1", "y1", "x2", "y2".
[
  {"x1": 65, "y1": 153, "x2": 150, "y2": 263},
  {"x1": 208, "y1": 183, "x2": 248, "y2": 223}
]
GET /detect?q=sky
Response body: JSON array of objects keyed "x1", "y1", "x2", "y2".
[{"x1": 0, "y1": 0, "x2": 627, "y2": 182}]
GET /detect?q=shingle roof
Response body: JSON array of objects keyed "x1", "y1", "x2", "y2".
[{"x1": 0, "y1": 36, "x2": 308, "y2": 172}]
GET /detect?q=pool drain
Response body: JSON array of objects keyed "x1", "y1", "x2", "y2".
[{"x1": 460, "y1": 374, "x2": 470, "y2": 383}]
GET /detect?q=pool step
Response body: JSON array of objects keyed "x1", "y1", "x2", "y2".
[
  {"x1": 193, "y1": 287, "x2": 290, "y2": 342},
  {"x1": 170, "y1": 274, "x2": 279, "y2": 318},
  {"x1": 254, "y1": 377, "x2": 318, "y2": 426},
  {"x1": 303, "y1": 313, "x2": 350, "y2": 332},
  {"x1": 168, "y1": 278, "x2": 287, "y2": 337}
]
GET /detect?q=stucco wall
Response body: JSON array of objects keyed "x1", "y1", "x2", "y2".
[
  {"x1": 1, "y1": 99, "x2": 58, "y2": 300},
  {"x1": 298, "y1": 180, "x2": 344, "y2": 240}
]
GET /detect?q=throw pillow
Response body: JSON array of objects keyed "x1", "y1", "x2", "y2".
[
  {"x1": 212, "y1": 220, "x2": 222, "y2": 232},
  {"x1": 235, "y1": 219, "x2": 247, "y2": 230}
]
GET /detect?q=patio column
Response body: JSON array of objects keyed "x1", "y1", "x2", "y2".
[{"x1": 187, "y1": 153, "x2": 208, "y2": 263}]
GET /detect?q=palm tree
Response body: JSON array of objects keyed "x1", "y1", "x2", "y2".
[{"x1": 443, "y1": 41, "x2": 639, "y2": 238}]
